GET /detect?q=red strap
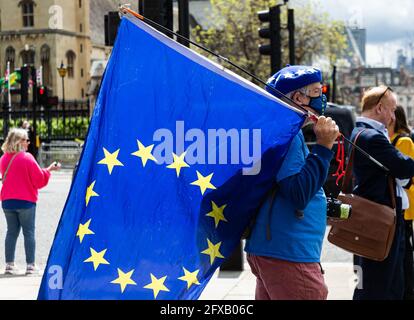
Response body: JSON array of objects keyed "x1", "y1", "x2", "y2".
[{"x1": 332, "y1": 135, "x2": 346, "y2": 186}]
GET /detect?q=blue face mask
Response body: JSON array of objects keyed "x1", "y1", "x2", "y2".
[{"x1": 305, "y1": 94, "x2": 327, "y2": 115}]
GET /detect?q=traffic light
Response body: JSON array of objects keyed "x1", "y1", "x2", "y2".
[
  {"x1": 257, "y1": 5, "x2": 281, "y2": 75},
  {"x1": 322, "y1": 84, "x2": 331, "y2": 102},
  {"x1": 20, "y1": 66, "x2": 30, "y2": 107},
  {"x1": 37, "y1": 86, "x2": 49, "y2": 106},
  {"x1": 105, "y1": 11, "x2": 121, "y2": 46}
]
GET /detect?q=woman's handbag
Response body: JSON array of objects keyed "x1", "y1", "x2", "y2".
[{"x1": 327, "y1": 130, "x2": 396, "y2": 261}]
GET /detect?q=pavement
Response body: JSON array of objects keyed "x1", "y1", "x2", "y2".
[
  {"x1": 0, "y1": 261, "x2": 356, "y2": 300},
  {"x1": 0, "y1": 170, "x2": 356, "y2": 300}
]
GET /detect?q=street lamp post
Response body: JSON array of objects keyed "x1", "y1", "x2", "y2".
[{"x1": 57, "y1": 61, "x2": 67, "y2": 134}]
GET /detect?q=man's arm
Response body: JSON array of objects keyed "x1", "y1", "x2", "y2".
[
  {"x1": 360, "y1": 132, "x2": 414, "y2": 179},
  {"x1": 278, "y1": 144, "x2": 333, "y2": 210}
]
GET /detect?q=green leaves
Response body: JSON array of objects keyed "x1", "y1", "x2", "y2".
[{"x1": 191, "y1": 0, "x2": 348, "y2": 80}]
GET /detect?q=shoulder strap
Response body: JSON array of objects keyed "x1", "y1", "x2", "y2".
[
  {"x1": 265, "y1": 185, "x2": 279, "y2": 241},
  {"x1": 2, "y1": 152, "x2": 20, "y2": 184},
  {"x1": 388, "y1": 176, "x2": 397, "y2": 209},
  {"x1": 341, "y1": 129, "x2": 365, "y2": 193},
  {"x1": 392, "y1": 133, "x2": 408, "y2": 147},
  {"x1": 341, "y1": 130, "x2": 396, "y2": 209}
]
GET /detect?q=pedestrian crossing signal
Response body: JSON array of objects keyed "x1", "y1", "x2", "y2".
[
  {"x1": 37, "y1": 86, "x2": 49, "y2": 106},
  {"x1": 322, "y1": 84, "x2": 330, "y2": 102}
]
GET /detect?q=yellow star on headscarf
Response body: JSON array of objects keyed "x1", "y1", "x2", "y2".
[
  {"x1": 190, "y1": 171, "x2": 216, "y2": 195},
  {"x1": 76, "y1": 219, "x2": 95, "y2": 243},
  {"x1": 206, "y1": 201, "x2": 228, "y2": 228},
  {"x1": 85, "y1": 181, "x2": 99, "y2": 207},
  {"x1": 201, "y1": 239, "x2": 225, "y2": 265},
  {"x1": 166, "y1": 152, "x2": 190, "y2": 177},
  {"x1": 84, "y1": 248, "x2": 110, "y2": 271},
  {"x1": 131, "y1": 140, "x2": 158, "y2": 167},
  {"x1": 98, "y1": 148, "x2": 124, "y2": 174},
  {"x1": 144, "y1": 274, "x2": 170, "y2": 299},
  {"x1": 178, "y1": 268, "x2": 200, "y2": 289},
  {"x1": 111, "y1": 269, "x2": 137, "y2": 293}
]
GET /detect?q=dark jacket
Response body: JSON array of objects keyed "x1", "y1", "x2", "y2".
[
  {"x1": 351, "y1": 119, "x2": 414, "y2": 300},
  {"x1": 351, "y1": 121, "x2": 414, "y2": 207}
]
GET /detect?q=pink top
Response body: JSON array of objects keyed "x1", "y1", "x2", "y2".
[{"x1": 0, "y1": 152, "x2": 51, "y2": 203}]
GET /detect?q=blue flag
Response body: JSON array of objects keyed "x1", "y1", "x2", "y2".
[{"x1": 38, "y1": 14, "x2": 305, "y2": 300}]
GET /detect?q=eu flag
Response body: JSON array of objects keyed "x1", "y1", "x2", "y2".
[{"x1": 38, "y1": 13, "x2": 305, "y2": 300}]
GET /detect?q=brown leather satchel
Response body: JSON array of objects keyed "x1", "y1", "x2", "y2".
[{"x1": 327, "y1": 130, "x2": 396, "y2": 261}]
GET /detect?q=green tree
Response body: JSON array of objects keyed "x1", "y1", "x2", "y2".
[{"x1": 192, "y1": 0, "x2": 348, "y2": 82}]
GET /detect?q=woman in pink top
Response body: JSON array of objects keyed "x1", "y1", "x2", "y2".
[{"x1": 1, "y1": 128, "x2": 60, "y2": 275}]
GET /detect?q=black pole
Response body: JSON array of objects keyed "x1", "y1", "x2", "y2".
[
  {"x1": 119, "y1": 7, "x2": 391, "y2": 172},
  {"x1": 288, "y1": 8, "x2": 295, "y2": 65},
  {"x1": 332, "y1": 65, "x2": 337, "y2": 103},
  {"x1": 177, "y1": 0, "x2": 190, "y2": 47},
  {"x1": 270, "y1": 5, "x2": 282, "y2": 74},
  {"x1": 2, "y1": 96, "x2": 8, "y2": 139},
  {"x1": 47, "y1": 104, "x2": 51, "y2": 142},
  {"x1": 31, "y1": 67, "x2": 38, "y2": 153},
  {"x1": 62, "y1": 75, "x2": 65, "y2": 136}
]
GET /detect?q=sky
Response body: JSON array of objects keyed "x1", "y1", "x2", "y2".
[{"x1": 318, "y1": 0, "x2": 414, "y2": 67}]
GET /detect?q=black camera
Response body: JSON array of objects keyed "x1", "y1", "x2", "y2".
[{"x1": 326, "y1": 197, "x2": 352, "y2": 219}]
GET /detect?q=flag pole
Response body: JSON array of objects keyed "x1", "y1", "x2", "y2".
[
  {"x1": 118, "y1": 6, "x2": 308, "y2": 114},
  {"x1": 118, "y1": 6, "x2": 389, "y2": 173}
]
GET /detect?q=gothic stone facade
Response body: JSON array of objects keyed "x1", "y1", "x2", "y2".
[{"x1": 0, "y1": 0, "x2": 91, "y2": 101}]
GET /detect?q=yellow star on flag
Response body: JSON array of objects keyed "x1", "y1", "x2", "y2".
[
  {"x1": 190, "y1": 171, "x2": 216, "y2": 195},
  {"x1": 76, "y1": 219, "x2": 95, "y2": 243},
  {"x1": 111, "y1": 269, "x2": 137, "y2": 293},
  {"x1": 85, "y1": 181, "x2": 99, "y2": 207},
  {"x1": 201, "y1": 239, "x2": 225, "y2": 265},
  {"x1": 84, "y1": 248, "x2": 110, "y2": 271},
  {"x1": 144, "y1": 274, "x2": 170, "y2": 299},
  {"x1": 166, "y1": 152, "x2": 190, "y2": 177},
  {"x1": 178, "y1": 268, "x2": 200, "y2": 290},
  {"x1": 206, "y1": 201, "x2": 228, "y2": 228},
  {"x1": 131, "y1": 140, "x2": 158, "y2": 167},
  {"x1": 98, "y1": 148, "x2": 124, "y2": 174}
]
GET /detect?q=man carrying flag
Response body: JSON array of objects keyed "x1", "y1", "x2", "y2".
[
  {"x1": 38, "y1": 11, "x2": 324, "y2": 300},
  {"x1": 245, "y1": 65, "x2": 339, "y2": 300}
]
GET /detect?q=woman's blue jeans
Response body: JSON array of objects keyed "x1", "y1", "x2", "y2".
[{"x1": 3, "y1": 206, "x2": 36, "y2": 264}]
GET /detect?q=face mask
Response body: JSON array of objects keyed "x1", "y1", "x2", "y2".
[{"x1": 304, "y1": 94, "x2": 327, "y2": 115}]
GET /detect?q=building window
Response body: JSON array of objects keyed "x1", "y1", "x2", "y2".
[
  {"x1": 80, "y1": 23, "x2": 83, "y2": 33},
  {"x1": 79, "y1": 0, "x2": 82, "y2": 8},
  {"x1": 81, "y1": 88, "x2": 84, "y2": 98},
  {"x1": 40, "y1": 44, "x2": 51, "y2": 86},
  {"x1": 5, "y1": 46, "x2": 16, "y2": 72},
  {"x1": 80, "y1": 44, "x2": 83, "y2": 53},
  {"x1": 21, "y1": 0, "x2": 35, "y2": 28},
  {"x1": 81, "y1": 68, "x2": 84, "y2": 78},
  {"x1": 21, "y1": 49, "x2": 35, "y2": 66},
  {"x1": 66, "y1": 50, "x2": 76, "y2": 78}
]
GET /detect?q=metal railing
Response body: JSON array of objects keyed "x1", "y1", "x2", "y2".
[
  {"x1": 1, "y1": 100, "x2": 91, "y2": 141},
  {"x1": 38, "y1": 140, "x2": 83, "y2": 169}
]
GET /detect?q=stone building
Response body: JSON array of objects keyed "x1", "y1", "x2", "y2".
[{"x1": 0, "y1": 0, "x2": 92, "y2": 101}]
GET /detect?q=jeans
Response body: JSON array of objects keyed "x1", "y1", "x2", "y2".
[{"x1": 3, "y1": 206, "x2": 36, "y2": 264}]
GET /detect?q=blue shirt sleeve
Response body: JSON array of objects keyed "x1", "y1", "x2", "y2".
[{"x1": 276, "y1": 133, "x2": 334, "y2": 210}]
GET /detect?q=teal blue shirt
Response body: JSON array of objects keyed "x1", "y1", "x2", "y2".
[{"x1": 245, "y1": 131, "x2": 333, "y2": 263}]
